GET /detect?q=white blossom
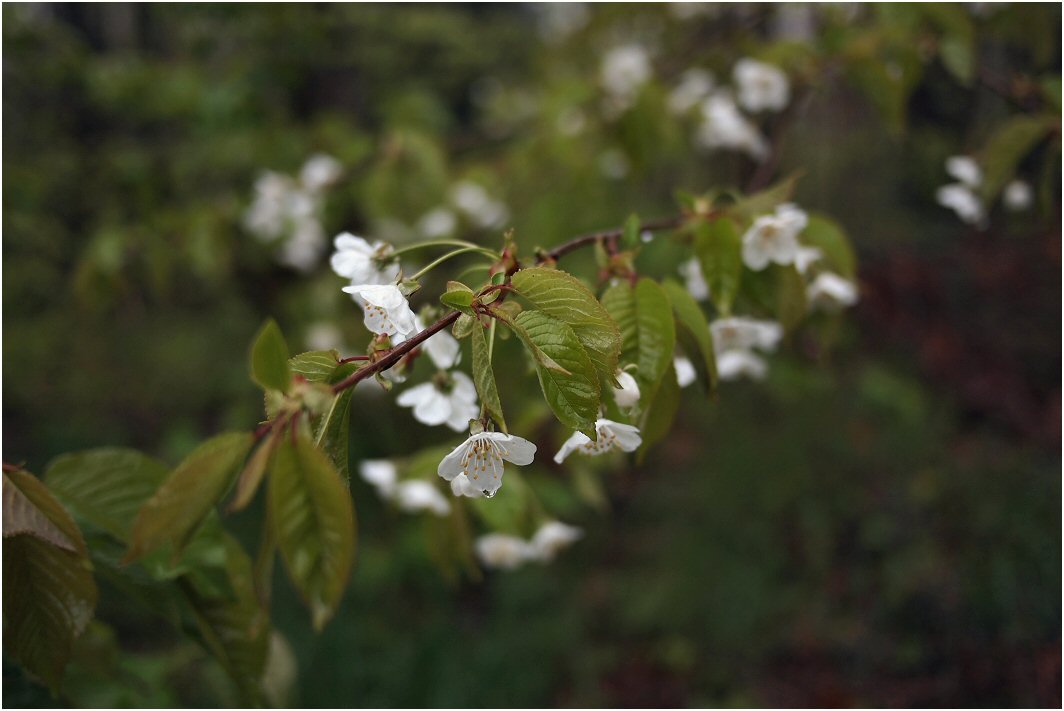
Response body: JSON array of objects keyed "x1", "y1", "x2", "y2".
[
  {"x1": 793, "y1": 245, "x2": 824, "y2": 275},
  {"x1": 413, "y1": 316, "x2": 461, "y2": 370},
  {"x1": 359, "y1": 459, "x2": 398, "y2": 500},
  {"x1": 679, "y1": 257, "x2": 709, "y2": 301},
  {"x1": 945, "y1": 155, "x2": 982, "y2": 188},
  {"x1": 936, "y1": 183, "x2": 986, "y2": 226},
  {"x1": 475, "y1": 533, "x2": 536, "y2": 570},
  {"x1": 330, "y1": 233, "x2": 400, "y2": 286},
  {"x1": 451, "y1": 181, "x2": 510, "y2": 229},
  {"x1": 416, "y1": 208, "x2": 457, "y2": 238},
  {"x1": 740, "y1": 203, "x2": 808, "y2": 270},
  {"x1": 668, "y1": 68, "x2": 715, "y2": 115},
  {"x1": 1003, "y1": 179, "x2": 1033, "y2": 211},
  {"x1": 553, "y1": 418, "x2": 642, "y2": 464},
  {"x1": 530, "y1": 521, "x2": 584, "y2": 562},
  {"x1": 244, "y1": 172, "x2": 296, "y2": 241},
  {"x1": 717, "y1": 349, "x2": 769, "y2": 381},
  {"x1": 278, "y1": 218, "x2": 326, "y2": 272},
  {"x1": 437, "y1": 431, "x2": 537, "y2": 497},
  {"x1": 807, "y1": 272, "x2": 859, "y2": 310},
  {"x1": 342, "y1": 284, "x2": 418, "y2": 339},
  {"x1": 395, "y1": 480, "x2": 451, "y2": 517},
  {"x1": 674, "y1": 356, "x2": 697, "y2": 388},
  {"x1": 299, "y1": 153, "x2": 343, "y2": 192},
  {"x1": 612, "y1": 370, "x2": 641, "y2": 408},
  {"x1": 600, "y1": 44, "x2": 652, "y2": 103},
  {"x1": 734, "y1": 58, "x2": 790, "y2": 113},
  {"x1": 697, "y1": 93, "x2": 769, "y2": 161},
  {"x1": 710, "y1": 316, "x2": 783, "y2": 353},
  {"x1": 396, "y1": 371, "x2": 479, "y2": 432}
]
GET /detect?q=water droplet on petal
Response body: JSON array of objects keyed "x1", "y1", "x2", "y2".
[{"x1": 483, "y1": 489, "x2": 496, "y2": 498}]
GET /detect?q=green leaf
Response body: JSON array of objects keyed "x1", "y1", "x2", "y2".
[
  {"x1": 637, "y1": 361, "x2": 681, "y2": 463},
  {"x1": 124, "y1": 433, "x2": 254, "y2": 564},
  {"x1": 727, "y1": 174, "x2": 798, "y2": 221},
  {"x1": 662, "y1": 280, "x2": 717, "y2": 395},
  {"x1": 179, "y1": 534, "x2": 270, "y2": 705},
  {"x1": 250, "y1": 319, "x2": 292, "y2": 393},
  {"x1": 229, "y1": 433, "x2": 280, "y2": 513},
  {"x1": 4, "y1": 472, "x2": 76, "y2": 551},
  {"x1": 471, "y1": 323, "x2": 507, "y2": 432},
  {"x1": 775, "y1": 265, "x2": 808, "y2": 332},
  {"x1": 693, "y1": 217, "x2": 743, "y2": 314},
  {"x1": 979, "y1": 114, "x2": 1056, "y2": 203},
  {"x1": 601, "y1": 281, "x2": 637, "y2": 365},
  {"x1": 1040, "y1": 75, "x2": 1061, "y2": 113},
  {"x1": 45, "y1": 449, "x2": 170, "y2": 541},
  {"x1": 453, "y1": 313, "x2": 476, "y2": 339},
  {"x1": 491, "y1": 306, "x2": 570, "y2": 375},
  {"x1": 514, "y1": 310, "x2": 600, "y2": 437},
  {"x1": 3, "y1": 471, "x2": 97, "y2": 693},
  {"x1": 800, "y1": 214, "x2": 857, "y2": 279},
  {"x1": 268, "y1": 436, "x2": 355, "y2": 630},
  {"x1": 634, "y1": 279, "x2": 676, "y2": 396},
  {"x1": 289, "y1": 350, "x2": 343, "y2": 383},
  {"x1": 510, "y1": 267, "x2": 621, "y2": 380},
  {"x1": 440, "y1": 281, "x2": 476, "y2": 313},
  {"x1": 622, "y1": 213, "x2": 641, "y2": 249}
]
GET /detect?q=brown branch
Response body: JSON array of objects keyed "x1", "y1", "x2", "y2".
[
  {"x1": 538, "y1": 216, "x2": 685, "y2": 262},
  {"x1": 331, "y1": 310, "x2": 462, "y2": 394}
]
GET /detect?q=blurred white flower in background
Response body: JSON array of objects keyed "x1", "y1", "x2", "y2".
[
  {"x1": 793, "y1": 245, "x2": 824, "y2": 275},
  {"x1": 600, "y1": 44, "x2": 652, "y2": 106},
  {"x1": 734, "y1": 59, "x2": 790, "y2": 112},
  {"x1": 716, "y1": 348, "x2": 769, "y2": 381},
  {"x1": 244, "y1": 154, "x2": 343, "y2": 272},
  {"x1": 451, "y1": 181, "x2": 510, "y2": 229},
  {"x1": 536, "y1": 2, "x2": 589, "y2": 43},
  {"x1": 415, "y1": 316, "x2": 461, "y2": 370},
  {"x1": 598, "y1": 148, "x2": 630, "y2": 179},
  {"x1": 416, "y1": 207, "x2": 458, "y2": 238},
  {"x1": 697, "y1": 92, "x2": 769, "y2": 161},
  {"x1": 395, "y1": 480, "x2": 451, "y2": 516},
  {"x1": 668, "y1": 68, "x2": 715, "y2": 115},
  {"x1": 1003, "y1": 179, "x2": 1033, "y2": 211},
  {"x1": 679, "y1": 257, "x2": 709, "y2": 301},
  {"x1": 305, "y1": 322, "x2": 346, "y2": 353},
  {"x1": 936, "y1": 183, "x2": 986, "y2": 226},
  {"x1": 396, "y1": 371, "x2": 479, "y2": 432},
  {"x1": 710, "y1": 316, "x2": 783, "y2": 353},
  {"x1": 359, "y1": 459, "x2": 399, "y2": 500},
  {"x1": 806, "y1": 272, "x2": 860, "y2": 311},
  {"x1": 674, "y1": 356, "x2": 698, "y2": 388},
  {"x1": 945, "y1": 155, "x2": 982, "y2": 188},
  {"x1": 740, "y1": 203, "x2": 808, "y2": 270},
  {"x1": 529, "y1": 521, "x2": 584, "y2": 562},
  {"x1": 475, "y1": 534, "x2": 537, "y2": 569}
]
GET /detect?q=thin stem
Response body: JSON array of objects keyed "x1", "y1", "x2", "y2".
[
  {"x1": 391, "y1": 239, "x2": 497, "y2": 257},
  {"x1": 338, "y1": 354, "x2": 370, "y2": 364},
  {"x1": 487, "y1": 317, "x2": 497, "y2": 362},
  {"x1": 409, "y1": 246, "x2": 498, "y2": 281}
]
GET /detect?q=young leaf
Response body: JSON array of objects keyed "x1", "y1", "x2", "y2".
[
  {"x1": 268, "y1": 435, "x2": 355, "y2": 631},
  {"x1": 510, "y1": 267, "x2": 621, "y2": 380},
  {"x1": 3, "y1": 471, "x2": 97, "y2": 693},
  {"x1": 514, "y1": 310, "x2": 600, "y2": 438},
  {"x1": 622, "y1": 213, "x2": 641, "y2": 249},
  {"x1": 634, "y1": 279, "x2": 676, "y2": 395},
  {"x1": 637, "y1": 361, "x2": 681, "y2": 463},
  {"x1": 124, "y1": 433, "x2": 254, "y2": 564},
  {"x1": 979, "y1": 114, "x2": 1056, "y2": 203},
  {"x1": 4, "y1": 473, "x2": 76, "y2": 551},
  {"x1": 775, "y1": 265, "x2": 808, "y2": 332},
  {"x1": 800, "y1": 214, "x2": 857, "y2": 279},
  {"x1": 45, "y1": 449, "x2": 170, "y2": 541},
  {"x1": 229, "y1": 430, "x2": 281, "y2": 513},
  {"x1": 440, "y1": 281, "x2": 476, "y2": 313},
  {"x1": 662, "y1": 279, "x2": 718, "y2": 395},
  {"x1": 727, "y1": 174, "x2": 798, "y2": 221},
  {"x1": 250, "y1": 319, "x2": 292, "y2": 393},
  {"x1": 693, "y1": 217, "x2": 743, "y2": 315},
  {"x1": 453, "y1": 313, "x2": 476, "y2": 339},
  {"x1": 289, "y1": 350, "x2": 343, "y2": 383},
  {"x1": 471, "y1": 323, "x2": 507, "y2": 432}
]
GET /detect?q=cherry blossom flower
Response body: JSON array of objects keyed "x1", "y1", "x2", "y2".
[
  {"x1": 945, "y1": 155, "x2": 982, "y2": 188},
  {"x1": 475, "y1": 534, "x2": 536, "y2": 570},
  {"x1": 416, "y1": 207, "x2": 458, "y2": 238},
  {"x1": 341, "y1": 284, "x2": 418, "y2": 340},
  {"x1": 451, "y1": 181, "x2": 509, "y2": 229},
  {"x1": 936, "y1": 184, "x2": 986, "y2": 226},
  {"x1": 437, "y1": 431, "x2": 538, "y2": 496},
  {"x1": 530, "y1": 521, "x2": 584, "y2": 562},
  {"x1": 679, "y1": 257, "x2": 709, "y2": 301},
  {"x1": 794, "y1": 245, "x2": 824, "y2": 275},
  {"x1": 330, "y1": 233, "x2": 400, "y2": 286},
  {"x1": 449, "y1": 473, "x2": 485, "y2": 499},
  {"x1": 734, "y1": 58, "x2": 790, "y2": 112},
  {"x1": 717, "y1": 349, "x2": 768, "y2": 381},
  {"x1": 668, "y1": 68, "x2": 715, "y2": 115},
  {"x1": 359, "y1": 459, "x2": 398, "y2": 500},
  {"x1": 396, "y1": 371, "x2": 479, "y2": 432},
  {"x1": 600, "y1": 44, "x2": 652, "y2": 104},
  {"x1": 395, "y1": 480, "x2": 451, "y2": 517},
  {"x1": 697, "y1": 93, "x2": 769, "y2": 160},
  {"x1": 413, "y1": 316, "x2": 461, "y2": 370},
  {"x1": 553, "y1": 418, "x2": 642, "y2": 463},
  {"x1": 674, "y1": 356, "x2": 697, "y2": 388},
  {"x1": 807, "y1": 272, "x2": 859, "y2": 310},
  {"x1": 710, "y1": 316, "x2": 783, "y2": 353},
  {"x1": 612, "y1": 370, "x2": 641, "y2": 409},
  {"x1": 1003, "y1": 179, "x2": 1033, "y2": 211},
  {"x1": 740, "y1": 203, "x2": 808, "y2": 270},
  {"x1": 299, "y1": 153, "x2": 343, "y2": 192},
  {"x1": 278, "y1": 219, "x2": 326, "y2": 272}
]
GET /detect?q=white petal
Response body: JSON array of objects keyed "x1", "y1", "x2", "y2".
[
  {"x1": 485, "y1": 432, "x2": 537, "y2": 466},
  {"x1": 412, "y1": 389, "x2": 452, "y2": 426},
  {"x1": 945, "y1": 155, "x2": 982, "y2": 188},
  {"x1": 395, "y1": 480, "x2": 451, "y2": 516},
  {"x1": 437, "y1": 440, "x2": 471, "y2": 481},
  {"x1": 449, "y1": 371, "x2": 478, "y2": 403},
  {"x1": 553, "y1": 431, "x2": 590, "y2": 464},
  {"x1": 450, "y1": 474, "x2": 485, "y2": 498},
  {"x1": 674, "y1": 357, "x2": 697, "y2": 388},
  {"x1": 474, "y1": 534, "x2": 534, "y2": 570},
  {"x1": 599, "y1": 419, "x2": 642, "y2": 452},
  {"x1": 359, "y1": 459, "x2": 398, "y2": 499},
  {"x1": 612, "y1": 370, "x2": 641, "y2": 408},
  {"x1": 530, "y1": 521, "x2": 583, "y2": 561},
  {"x1": 717, "y1": 349, "x2": 768, "y2": 381},
  {"x1": 444, "y1": 398, "x2": 479, "y2": 432},
  {"x1": 741, "y1": 236, "x2": 771, "y2": 271},
  {"x1": 396, "y1": 382, "x2": 435, "y2": 408}
]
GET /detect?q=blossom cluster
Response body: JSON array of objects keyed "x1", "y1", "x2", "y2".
[
  {"x1": 935, "y1": 154, "x2": 1032, "y2": 227},
  {"x1": 243, "y1": 154, "x2": 343, "y2": 271},
  {"x1": 474, "y1": 521, "x2": 584, "y2": 570}
]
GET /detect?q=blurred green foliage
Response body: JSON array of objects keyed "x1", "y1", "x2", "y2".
[{"x1": 3, "y1": 3, "x2": 1060, "y2": 707}]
